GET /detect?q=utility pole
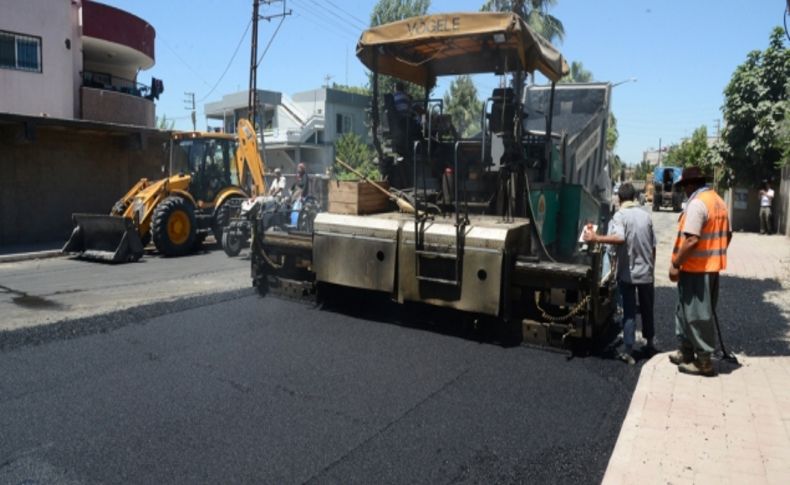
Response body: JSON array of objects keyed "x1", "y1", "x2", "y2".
[
  {"x1": 184, "y1": 91, "x2": 196, "y2": 131},
  {"x1": 323, "y1": 74, "x2": 333, "y2": 88},
  {"x1": 657, "y1": 138, "x2": 662, "y2": 166},
  {"x1": 249, "y1": 0, "x2": 291, "y2": 131},
  {"x1": 714, "y1": 118, "x2": 721, "y2": 138}
]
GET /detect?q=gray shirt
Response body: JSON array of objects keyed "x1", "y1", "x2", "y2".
[{"x1": 609, "y1": 202, "x2": 656, "y2": 284}]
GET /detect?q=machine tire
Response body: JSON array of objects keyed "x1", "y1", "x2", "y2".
[
  {"x1": 152, "y1": 196, "x2": 197, "y2": 257},
  {"x1": 213, "y1": 198, "x2": 242, "y2": 243},
  {"x1": 222, "y1": 230, "x2": 243, "y2": 257}
]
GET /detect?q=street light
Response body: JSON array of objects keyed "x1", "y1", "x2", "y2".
[{"x1": 611, "y1": 77, "x2": 637, "y2": 87}]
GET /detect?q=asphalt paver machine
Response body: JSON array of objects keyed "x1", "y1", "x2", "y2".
[{"x1": 250, "y1": 12, "x2": 617, "y2": 348}]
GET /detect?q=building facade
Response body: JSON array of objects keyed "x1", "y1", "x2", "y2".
[
  {"x1": 0, "y1": 0, "x2": 158, "y2": 127},
  {"x1": 205, "y1": 87, "x2": 370, "y2": 174}
]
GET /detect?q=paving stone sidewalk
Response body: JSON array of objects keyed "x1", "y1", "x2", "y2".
[{"x1": 603, "y1": 233, "x2": 790, "y2": 485}]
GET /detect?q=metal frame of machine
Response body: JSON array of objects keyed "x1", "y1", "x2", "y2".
[{"x1": 250, "y1": 11, "x2": 617, "y2": 348}]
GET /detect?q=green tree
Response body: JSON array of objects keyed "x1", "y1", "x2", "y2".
[
  {"x1": 481, "y1": 0, "x2": 564, "y2": 44},
  {"x1": 368, "y1": 0, "x2": 431, "y2": 112},
  {"x1": 664, "y1": 125, "x2": 712, "y2": 169},
  {"x1": 155, "y1": 114, "x2": 175, "y2": 130},
  {"x1": 560, "y1": 61, "x2": 593, "y2": 83},
  {"x1": 334, "y1": 133, "x2": 380, "y2": 181},
  {"x1": 443, "y1": 75, "x2": 483, "y2": 137},
  {"x1": 633, "y1": 160, "x2": 652, "y2": 181},
  {"x1": 331, "y1": 83, "x2": 371, "y2": 97},
  {"x1": 779, "y1": 101, "x2": 790, "y2": 166},
  {"x1": 606, "y1": 112, "x2": 618, "y2": 152},
  {"x1": 717, "y1": 27, "x2": 789, "y2": 186}
]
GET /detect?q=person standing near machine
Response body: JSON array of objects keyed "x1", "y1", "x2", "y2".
[
  {"x1": 759, "y1": 180, "x2": 774, "y2": 235},
  {"x1": 668, "y1": 167, "x2": 732, "y2": 377},
  {"x1": 583, "y1": 183, "x2": 656, "y2": 365}
]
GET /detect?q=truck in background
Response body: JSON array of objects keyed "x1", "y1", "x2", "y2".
[{"x1": 652, "y1": 166, "x2": 684, "y2": 212}]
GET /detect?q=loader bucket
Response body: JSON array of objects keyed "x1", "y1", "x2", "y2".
[{"x1": 62, "y1": 214, "x2": 144, "y2": 263}]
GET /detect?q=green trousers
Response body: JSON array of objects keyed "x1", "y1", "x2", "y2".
[{"x1": 675, "y1": 272, "x2": 719, "y2": 355}]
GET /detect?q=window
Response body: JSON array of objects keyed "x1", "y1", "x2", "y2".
[
  {"x1": 336, "y1": 113, "x2": 352, "y2": 135},
  {"x1": 0, "y1": 31, "x2": 42, "y2": 72}
]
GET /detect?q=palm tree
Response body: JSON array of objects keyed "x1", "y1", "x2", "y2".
[
  {"x1": 560, "y1": 61, "x2": 593, "y2": 83},
  {"x1": 481, "y1": 0, "x2": 565, "y2": 44}
]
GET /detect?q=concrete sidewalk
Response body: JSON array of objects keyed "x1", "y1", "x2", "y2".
[
  {"x1": 603, "y1": 232, "x2": 790, "y2": 485},
  {"x1": 0, "y1": 241, "x2": 64, "y2": 263}
]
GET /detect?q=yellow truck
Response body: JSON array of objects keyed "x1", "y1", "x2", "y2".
[{"x1": 63, "y1": 119, "x2": 266, "y2": 262}]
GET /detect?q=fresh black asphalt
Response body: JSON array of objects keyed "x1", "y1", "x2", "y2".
[{"x1": 0, "y1": 291, "x2": 639, "y2": 484}]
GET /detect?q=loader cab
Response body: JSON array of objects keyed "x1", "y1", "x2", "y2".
[{"x1": 170, "y1": 134, "x2": 238, "y2": 203}]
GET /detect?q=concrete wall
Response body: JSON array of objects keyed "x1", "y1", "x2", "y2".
[
  {"x1": 81, "y1": 87, "x2": 155, "y2": 127},
  {"x1": 0, "y1": 0, "x2": 82, "y2": 119},
  {"x1": 780, "y1": 166, "x2": 790, "y2": 237},
  {"x1": 0, "y1": 116, "x2": 169, "y2": 246}
]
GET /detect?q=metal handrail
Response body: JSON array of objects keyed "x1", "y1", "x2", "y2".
[{"x1": 82, "y1": 70, "x2": 150, "y2": 98}]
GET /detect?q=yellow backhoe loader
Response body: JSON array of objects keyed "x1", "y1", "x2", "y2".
[{"x1": 63, "y1": 119, "x2": 266, "y2": 262}]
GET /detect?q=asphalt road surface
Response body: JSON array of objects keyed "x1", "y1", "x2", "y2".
[{"x1": 1, "y1": 207, "x2": 785, "y2": 484}]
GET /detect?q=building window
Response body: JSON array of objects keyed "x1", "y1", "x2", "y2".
[
  {"x1": 336, "y1": 113, "x2": 352, "y2": 135},
  {"x1": 0, "y1": 31, "x2": 42, "y2": 72}
]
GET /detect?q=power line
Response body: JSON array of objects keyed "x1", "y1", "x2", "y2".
[
  {"x1": 198, "y1": 19, "x2": 252, "y2": 103},
  {"x1": 290, "y1": 0, "x2": 359, "y2": 41},
  {"x1": 307, "y1": 0, "x2": 367, "y2": 31},
  {"x1": 257, "y1": 15, "x2": 287, "y2": 66},
  {"x1": 158, "y1": 35, "x2": 212, "y2": 89},
  {"x1": 325, "y1": 0, "x2": 369, "y2": 29}
]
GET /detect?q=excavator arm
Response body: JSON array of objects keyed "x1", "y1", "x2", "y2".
[{"x1": 235, "y1": 119, "x2": 267, "y2": 197}]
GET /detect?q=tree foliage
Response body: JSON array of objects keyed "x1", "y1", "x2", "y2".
[
  {"x1": 632, "y1": 160, "x2": 652, "y2": 181},
  {"x1": 481, "y1": 0, "x2": 564, "y2": 43},
  {"x1": 367, "y1": 0, "x2": 431, "y2": 112},
  {"x1": 155, "y1": 115, "x2": 175, "y2": 130},
  {"x1": 717, "y1": 27, "x2": 789, "y2": 186},
  {"x1": 606, "y1": 112, "x2": 618, "y2": 152},
  {"x1": 443, "y1": 75, "x2": 483, "y2": 137},
  {"x1": 334, "y1": 132, "x2": 380, "y2": 181},
  {"x1": 331, "y1": 83, "x2": 371, "y2": 97},
  {"x1": 560, "y1": 61, "x2": 593, "y2": 83},
  {"x1": 664, "y1": 125, "x2": 712, "y2": 169}
]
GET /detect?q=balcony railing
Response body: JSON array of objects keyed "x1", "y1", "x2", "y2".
[{"x1": 82, "y1": 71, "x2": 151, "y2": 99}]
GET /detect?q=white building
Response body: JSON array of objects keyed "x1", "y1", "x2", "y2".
[
  {"x1": 0, "y1": 0, "x2": 158, "y2": 127},
  {"x1": 205, "y1": 87, "x2": 371, "y2": 174}
]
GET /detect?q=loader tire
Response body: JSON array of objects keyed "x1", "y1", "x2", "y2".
[{"x1": 152, "y1": 196, "x2": 197, "y2": 257}]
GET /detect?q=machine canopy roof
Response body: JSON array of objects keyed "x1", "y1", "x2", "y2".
[{"x1": 356, "y1": 12, "x2": 569, "y2": 87}]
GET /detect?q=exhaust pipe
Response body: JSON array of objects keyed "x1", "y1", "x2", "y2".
[{"x1": 62, "y1": 214, "x2": 144, "y2": 263}]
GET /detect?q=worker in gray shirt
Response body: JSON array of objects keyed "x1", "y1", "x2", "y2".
[{"x1": 584, "y1": 183, "x2": 657, "y2": 364}]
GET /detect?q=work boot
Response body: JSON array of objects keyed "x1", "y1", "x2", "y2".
[
  {"x1": 668, "y1": 347, "x2": 694, "y2": 366},
  {"x1": 678, "y1": 353, "x2": 716, "y2": 377}
]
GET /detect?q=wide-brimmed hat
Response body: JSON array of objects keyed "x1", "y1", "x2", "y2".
[{"x1": 675, "y1": 166, "x2": 708, "y2": 186}]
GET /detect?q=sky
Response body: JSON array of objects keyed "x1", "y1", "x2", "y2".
[{"x1": 100, "y1": 0, "x2": 787, "y2": 166}]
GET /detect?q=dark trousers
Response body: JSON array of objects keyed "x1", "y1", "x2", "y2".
[{"x1": 618, "y1": 281, "x2": 655, "y2": 350}]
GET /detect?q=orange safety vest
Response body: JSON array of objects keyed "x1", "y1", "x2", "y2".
[{"x1": 673, "y1": 189, "x2": 730, "y2": 273}]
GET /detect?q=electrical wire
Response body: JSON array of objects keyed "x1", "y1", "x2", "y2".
[
  {"x1": 290, "y1": 0, "x2": 359, "y2": 41},
  {"x1": 158, "y1": 35, "x2": 212, "y2": 89},
  {"x1": 198, "y1": 19, "x2": 252, "y2": 102},
  {"x1": 257, "y1": 15, "x2": 287, "y2": 66},
  {"x1": 307, "y1": 0, "x2": 367, "y2": 31},
  {"x1": 325, "y1": 0, "x2": 369, "y2": 29}
]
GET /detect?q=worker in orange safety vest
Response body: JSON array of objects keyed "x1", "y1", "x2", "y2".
[{"x1": 668, "y1": 166, "x2": 732, "y2": 376}]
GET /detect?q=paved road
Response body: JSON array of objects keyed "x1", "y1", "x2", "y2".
[
  {"x1": 0, "y1": 289, "x2": 640, "y2": 484},
  {"x1": 0, "y1": 243, "x2": 250, "y2": 336},
  {"x1": 1, "y1": 207, "x2": 785, "y2": 484}
]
